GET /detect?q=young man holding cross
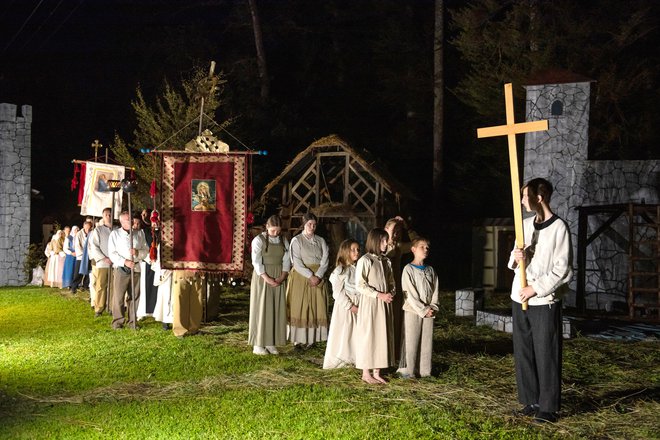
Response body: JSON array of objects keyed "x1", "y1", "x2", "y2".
[{"x1": 508, "y1": 178, "x2": 573, "y2": 423}]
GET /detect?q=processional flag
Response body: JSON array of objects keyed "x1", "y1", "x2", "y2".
[
  {"x1": 160, "y1": 152, "x2": 247, "y2": 273},
  {"x1": 80, "y1": 161, "x2": 125, "y2": 218}
]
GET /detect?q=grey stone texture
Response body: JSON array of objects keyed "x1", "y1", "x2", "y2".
[
  {"x1": 0, "y1": 103, "x2": 31, "y2": 286},
  {"x1": 455, "y1": 288, "x2": 484, "y2": 316},
  {"x1": 523, "y1": 82, "x2": 659, "y2": 310},
  {"x1": 476, "y1": 310, "x2": 571, "y2": 339}
]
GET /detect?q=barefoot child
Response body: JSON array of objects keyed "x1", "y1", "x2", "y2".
[
  {"x1": 355, "y1": 228, "x2": 396, "y2": 384},
  {"x1": 323, "y1": 239, "x2": 361, "y2": 369},
  {"x1": 397, "y1": 238, "x2": 439, "y2": 378}
]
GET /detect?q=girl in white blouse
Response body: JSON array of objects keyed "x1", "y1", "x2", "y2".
[
  {"x1": 286, "y1": 213, "x2": 330, "y2": 348},
  {"x1": 249, "y1": 215, "x2": 290, "y2": 355}
]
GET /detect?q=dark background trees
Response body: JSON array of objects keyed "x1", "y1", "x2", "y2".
[{"x1": 0, "y1": 0, "x2": 658, "y2": 285}]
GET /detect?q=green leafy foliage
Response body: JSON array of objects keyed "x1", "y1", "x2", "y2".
[{"x1": 22, "y1": 243, "x2": 47, "y2": 282}]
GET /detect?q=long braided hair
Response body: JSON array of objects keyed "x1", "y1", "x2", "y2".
[{"x1": 262, "y1": 215, "x2": 285, "y2": 253}]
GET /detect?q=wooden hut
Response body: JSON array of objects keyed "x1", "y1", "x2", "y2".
[{"x1": 259, "y1": 134, "x2": 416, "y2": 248}]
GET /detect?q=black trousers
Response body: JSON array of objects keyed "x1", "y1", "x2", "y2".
[
  {"x1": 512, "y1": 300, "x2": 562, "y2": 413},
  {"x1": 71, "y1": 260, "x2": 89, "y2": 290}
]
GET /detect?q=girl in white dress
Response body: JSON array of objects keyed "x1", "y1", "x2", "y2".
[
  {"x1": 152, "y1": 244, "x2": 174, "y2": 330},
  {"x1": 323, "y1": 239, "x2": 360, "y2": 369}
]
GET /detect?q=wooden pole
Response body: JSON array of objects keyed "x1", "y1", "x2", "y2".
[
  {"x1": 198, "y1": 61, "x2": 216, "y2": 136},
  {"x1": 477, "y1": 83, "x2": 548, "y2": 310}
]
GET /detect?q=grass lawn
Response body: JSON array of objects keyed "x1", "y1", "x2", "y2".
[{"x1": 0, "y1": 286, "x2": 658, "y2": 439}]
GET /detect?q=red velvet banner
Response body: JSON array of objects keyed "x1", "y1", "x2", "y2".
[{"x1": 161, "y1": 153, "x2": 246, "y2": 273}]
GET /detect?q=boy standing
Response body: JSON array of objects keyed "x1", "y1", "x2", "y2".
[{"x1": 397, "y1": 238, "x2": 439, "y2": 378}]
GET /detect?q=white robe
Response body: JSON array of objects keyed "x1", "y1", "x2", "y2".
[{"x1": 323, "y1": 265, "x2": 360, "y2": 369}]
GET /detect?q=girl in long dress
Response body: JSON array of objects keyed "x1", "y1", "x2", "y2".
[
  {"x1": 323, "y1": 239, "x2": 360, "y2": 369},
  {"x1": 249, "y1": 215, "x2": 291, "y2": 355},
  {"x1": 62, "y1": 226, "x2": 78, "y2": 289},
  {"x1": 152, "y1": 244, "x2": 174, "y2": 330},
  {"x1": 397, "y1": 238, "x2": 439, "y2": 378},
  {"x1": 286, "y1": 212, "x2": 330, "y2": 348},
  {"x1": 355, "y1": 228, "x2": 396, "y2": 384},
  {"x1": 44, "y1": 230, "x2": 66, "y2": 288}
]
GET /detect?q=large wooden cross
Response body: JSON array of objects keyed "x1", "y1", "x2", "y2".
[{"x1": 477, "y1": 83, "x2": 548, "y2": 310}]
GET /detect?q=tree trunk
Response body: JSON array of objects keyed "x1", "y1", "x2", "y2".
[
  {"x1": 433, "y1": 0, "x2": 444, "y2": 197},
  {"x1": 247, "y1": 0, "x2": 269, "y2": 102}
]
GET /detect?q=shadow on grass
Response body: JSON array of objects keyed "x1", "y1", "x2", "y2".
[
  {"x1": 211, "y1": 287, "x2": 250, "y2": 325},
  {"x1": 0, "y1": 389, "x2": 44, "y2": 429},
  {"x1": 564, "y1": 385, "x2": 660, "y2": 416},
  {"x1": 438, "y1": 337, "x2": 514, "y2": 357}
]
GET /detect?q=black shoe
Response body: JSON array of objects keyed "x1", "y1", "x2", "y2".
[
  {"x1": 94, "y1": 311, "x2": 102, "y2": 318},
  {"x1": 513, "y1": 404, "x2": 539, "y2": 417},
  {"x1": 162, "y1": 323, "x2": 171, "y2": 331},
  {"x1": 533, "y1": 412, "x2": 558, "y2": 424}
]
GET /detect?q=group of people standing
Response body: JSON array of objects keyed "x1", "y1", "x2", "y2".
[
  {"x1": 43, "y1": 208, "x2": 173, "y2": 332},
  {"x1": 248, "y1": 212, "x2": 440, "y2": 384},
  {"x1": 43, "y1": 222, "x2": 93, "y2": 292},
  {"x1": 41, "y1": 177, "x2": 570, "y2": 423},
  {"x1": 249, "y1": 177, "x2": 572, "y2": 424}
]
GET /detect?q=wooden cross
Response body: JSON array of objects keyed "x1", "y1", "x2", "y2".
[
  {"x1": 91, "y1": 139, "x2": 103, "y2": 162},
  {"x1": 477, "y1": 83, "x2": 548, "y2": 310}
]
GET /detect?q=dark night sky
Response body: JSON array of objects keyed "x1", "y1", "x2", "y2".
[
  {"x1": 1, "y1": 0, "x2": 446, "y2": 234},
  {"x1": 1, "y1": 1, "x2": 251, "y2": 228},
  {"x1": 1, "y1": 0, "x2": 658, "y2": 241},
  {"x1": 1, "y1": 1, "x2": 440, "y2": 218}
]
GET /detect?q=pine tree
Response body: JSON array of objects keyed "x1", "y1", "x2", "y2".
[
  {"x1": 450, "y1": 0, "x2": 659, "y2": 159},
  {"x1": 110, "y1": 67, "x2": 231, "y2": 208}
]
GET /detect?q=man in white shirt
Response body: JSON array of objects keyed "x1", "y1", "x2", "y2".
[
  {"x1": 509, "y1": 178, "x2": 573, "y2": 424},
  {"x1": 89, "y1": 208, "x2": 114, "y2": 317},
  {"x1": 108, "y1": 211, "x2": 149, "y2": 330}
]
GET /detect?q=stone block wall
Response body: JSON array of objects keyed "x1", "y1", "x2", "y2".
[
  {"x1": 455, "y1": 288, "x2": 484, "y2": 316},
  {"x1": 523, "y1": 82, "x2": 659, "y2": 309},
  {"x1": 0, "y1": 103, "x2": 32, "y2": 286},
  {"x1": 476, "y1": 310, "x2": 572, "y2": 339}
]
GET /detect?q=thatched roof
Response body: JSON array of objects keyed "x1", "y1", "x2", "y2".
[{"x1": 261, "y1": 134, "x2": 416, "y2": 201}]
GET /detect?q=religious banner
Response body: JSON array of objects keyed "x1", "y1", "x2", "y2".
[
  {"x1": 80, "y1": 161, "x2": 125, "y2": 218},
  {"x1": 160, "y1": 152, "x2": 246, "y2": 273}
]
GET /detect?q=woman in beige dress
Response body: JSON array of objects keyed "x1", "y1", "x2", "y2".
[
  {"x1": 355, "y1": 228, "x2": 396, "y2": 384},
  {"x1": 249, "y1": 215, "x2": 290, "y2": 355},
  {"x1": 323, "y1": 239, "x2": 360, "y2": 369},
  {"x1": 286, "y1": 213, "x2": 330, "y2": 348}
]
